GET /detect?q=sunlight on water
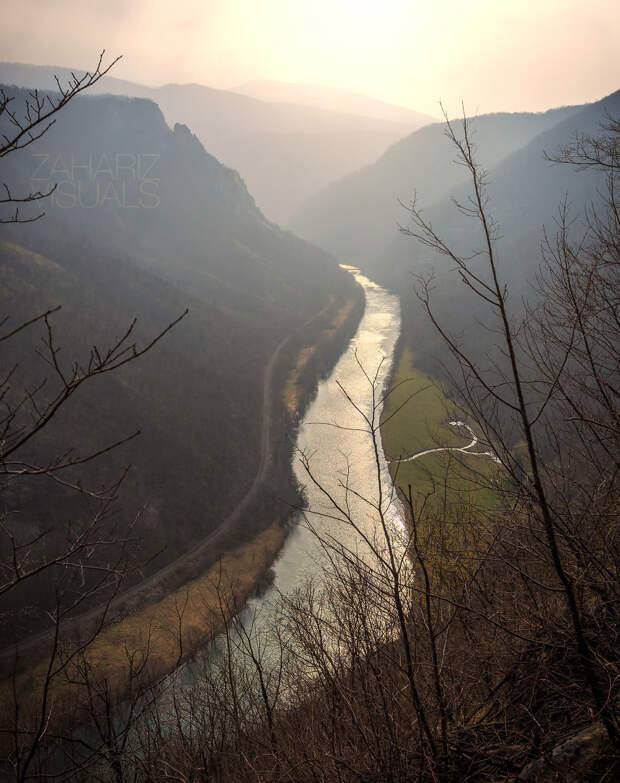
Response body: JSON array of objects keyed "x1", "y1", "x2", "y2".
[
  {"x1": 270, "y1": 267, "x2": 404, "y2": 595},
  {"x1": 168, "y1": 268, "x2": 403, "y2": 694}
]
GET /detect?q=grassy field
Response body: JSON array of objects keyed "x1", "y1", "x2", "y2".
[{"x1": 382, "y1": 348, "x2": 501, "y2": 520}]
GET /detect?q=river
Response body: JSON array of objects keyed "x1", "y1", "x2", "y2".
[
  {"x1": 265, "y1": 265, "x2": 404, "y2": 594},
  {"x1": 162, "y1": 266, "x2": 403, "y2": 698},
  {"x1": 79, "y1": 266, "x2": 404, "y2": 775}
]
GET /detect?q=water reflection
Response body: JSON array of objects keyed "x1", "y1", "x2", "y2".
[
  {"x1": 271, "y1": 266, "x2": 404, "y2": 596},
  {"x1": 171, "y1": 267, "x2": 403, "y2": 692}
]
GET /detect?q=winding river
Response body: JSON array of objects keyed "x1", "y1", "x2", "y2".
[
  {"x1": 39, "y1": 267, "x2": 403, "y2": 771},
  {"x1": 166, "y1": 266, "x2": 403, "y2": 694},
  {"x1": 266, "y1": 265, "x2": 404, "y2": 594}
]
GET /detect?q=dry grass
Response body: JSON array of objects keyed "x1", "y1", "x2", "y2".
[
  {"x1": 0, "y1": 522, "x2": 287, "y2": 725},
  {"x1": 329, "y1": 300, "x2": 354, "y2": 330},
  {"x1": 284, "y1": 300, "x2": 355, "y2": 415},
  {"x1": 285, "y1": 345, "x2": 317, "y2": 414}
]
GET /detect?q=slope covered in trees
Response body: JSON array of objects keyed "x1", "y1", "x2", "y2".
[
  {"x1": 290, "y1": 105, "x2": 580, "y2": 268},
  {"x1": 292, "y1": 89, "x2": 620, "y2": 376},
  {"x1": 0, "y1": 86, "x2": 361, "y2": 643}
]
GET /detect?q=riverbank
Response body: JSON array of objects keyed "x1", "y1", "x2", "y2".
[{"x1": 0, "y1": 284, "x2": 365, "y2": 722}]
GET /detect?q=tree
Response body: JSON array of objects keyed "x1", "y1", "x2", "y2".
[
  {"x1": 0, "y1": 55, "x2": 187, "y2": 781},
  {"x1": 0, "y1": 51, "x2": 121, "y2": 224},
  {"x1": 400, "y1": 107, "x2": 619, "y2": 746}
]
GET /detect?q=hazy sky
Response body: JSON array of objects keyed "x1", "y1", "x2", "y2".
[{"x1": 2, "y1": 0, "x2": 618, "y2": 115}]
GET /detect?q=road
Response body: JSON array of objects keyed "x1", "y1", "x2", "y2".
[{"x1": 0, "y1": 294, "x2": 338, "y2": 668}]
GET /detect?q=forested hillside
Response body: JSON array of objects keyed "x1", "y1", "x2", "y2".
[
  {"x1": 292, "y1": 90, "x2": 620, "y2": 377},
  {"x1": 0, "y1": 87, "x2": 360, "y2": 642},
  {"x1": 290, "y1": 105, "x2": 580, "y2": 267}
]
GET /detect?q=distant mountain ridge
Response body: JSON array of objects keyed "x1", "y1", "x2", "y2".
[
  {"x1": 0, "y1": 62, "x2": 433, "y2": 225},
  {"x1": 236, "y1": 79, "x2": 435, "y2": 125},
  {"x1": 290, "y1": 104, "x2": 585, "y2": 271}
]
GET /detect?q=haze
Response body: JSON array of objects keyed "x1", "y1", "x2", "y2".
[
  {"x1": 1, "y1": 0, "x2": 619, "y2": 776},
  {"x1": 2, "y1": 0, "x2": 618, "y2": 115}
]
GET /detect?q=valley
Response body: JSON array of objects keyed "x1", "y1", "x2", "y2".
[{"x1": 0, "y1": 25, "x2": 617, "y2": 780}]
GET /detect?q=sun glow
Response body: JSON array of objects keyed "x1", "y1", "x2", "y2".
[{"x1": 1, "y1": 1, "x2": 618, "y2": 115}]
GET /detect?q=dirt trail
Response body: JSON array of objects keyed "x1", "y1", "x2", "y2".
[{"x1": 388, "y1": 421, "x2": 500, "y2": 464}]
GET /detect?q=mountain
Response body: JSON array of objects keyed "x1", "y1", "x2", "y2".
[
  {"x1": 289, "y1": 105, "x2": 583, "y2": 272},
  {"x1": 0, "y1": 62, "x2": 433, "y2": 226},
  {"x1": 0, "y1": 62, "x2": 154, "y2": 100},
  {"x1": 290, "y1": 89, "x2": 619, "y2": 377},
  {"x1": 0, "y1": 86, "x2": 360, "y2": 637},
  {"x1": 236, "y1": 79, "x2": 435, "y2": 125}
]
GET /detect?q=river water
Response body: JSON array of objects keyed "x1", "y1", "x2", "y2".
[
  {"x1": 266, "y1": 266, "x2": 403, "y2": 595},
  {"x1": 169, "y1": 266, "x2": 403, "y2": 692}
]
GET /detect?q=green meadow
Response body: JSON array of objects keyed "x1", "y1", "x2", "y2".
[{"x1": 382, "y1": 348, "x2": 501, "y2": 520}]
